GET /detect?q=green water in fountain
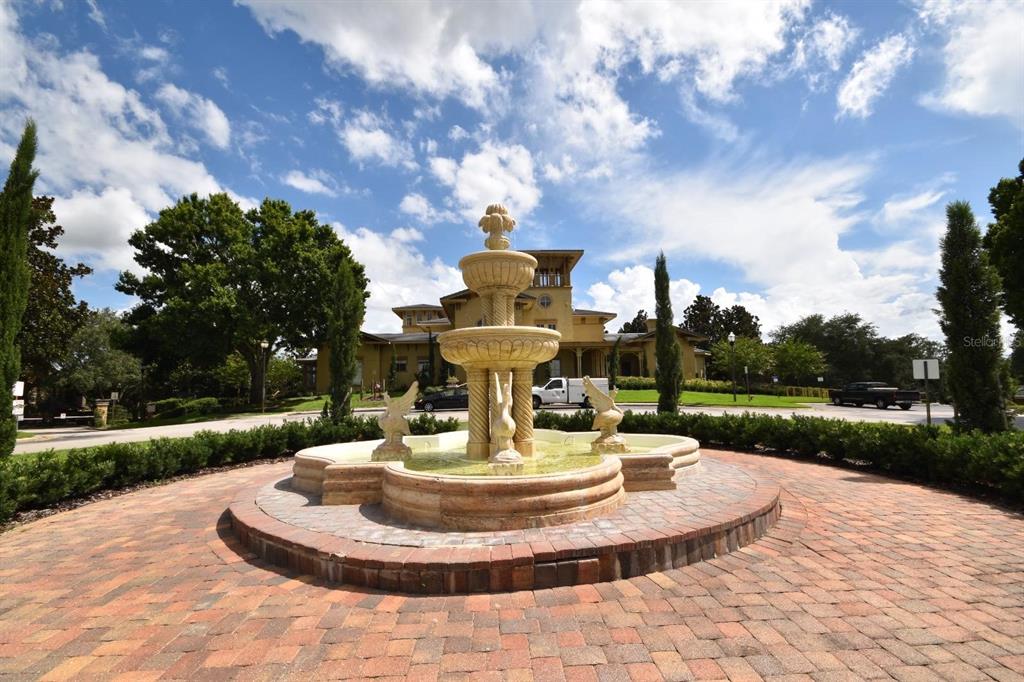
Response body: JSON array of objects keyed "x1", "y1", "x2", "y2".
[{"x1": 404, "y1": 442, "x2": 652, "y2": 476}]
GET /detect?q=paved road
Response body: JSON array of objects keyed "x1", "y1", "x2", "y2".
[
  {"x1": 1, "y1": 451, "x2": 1021, "y2": 679},
  {"x1": 13, "y1": 401, "x2": 977, "y2": 455}
]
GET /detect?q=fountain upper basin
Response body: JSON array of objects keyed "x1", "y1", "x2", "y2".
[{"x1": 437, "y1": 326, "x2": 560, "y2": 369}]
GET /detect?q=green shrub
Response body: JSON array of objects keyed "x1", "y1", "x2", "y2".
[
  {"x1": 153, "y1": 398, "x2": 184, "y2": 416},
  {"x1": 0, "y1": 414, "x2": 462, "y2": 523},
  {"x1": 544, "y1": 410, "x2": 1024, "y2": 503},
  {"x1": 182, "y1": 397, "x2": 221, "y2": 415}
]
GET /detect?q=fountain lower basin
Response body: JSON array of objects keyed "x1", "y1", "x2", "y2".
[{"x1": 291, "y1": 429, "x2": 700, "y2": 530}]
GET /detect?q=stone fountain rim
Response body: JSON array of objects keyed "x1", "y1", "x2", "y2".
[
  {"x1": 458, "y1": 249, "x2": 539, "y2": 267},
  {"x1": 436, "y1": 325, "x2": 562, "y2": 342},
  {"x1": 385, "y1": 451, "x2": 621, "y2": 483}
]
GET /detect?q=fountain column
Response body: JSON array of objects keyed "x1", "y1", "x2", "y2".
[
  {"x1": 512, "y1": 367, "x2": 535, "y2": 457},
  {"x1": 466, "y1": 368, "x2": 490, "y2": 459},
  {"x1": 437, "y1": 204, "x2": 561, "y2": 468}
]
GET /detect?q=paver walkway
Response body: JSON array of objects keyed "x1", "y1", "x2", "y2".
[{"x1": 1, "y1": 450, "x2": 1022, "y2": 681}]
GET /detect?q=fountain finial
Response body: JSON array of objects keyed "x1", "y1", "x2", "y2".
[{"x1": 479, "y1": 203, "x2": 516, "y2": 250}]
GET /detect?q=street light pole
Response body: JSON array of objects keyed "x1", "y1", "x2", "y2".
[
  {"x1": 728, "y1": 332, "x2": 736, "y2": 402},
  {"x1": 259, "y1": 340, "x2": 269, "y2": 413}
]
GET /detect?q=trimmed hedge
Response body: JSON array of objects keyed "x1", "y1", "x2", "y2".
[
  {"x1": 535, "y1": 410, "x2": 1024, "y2": 503},
  {"x1": 614, "y1": 376, "x2": 828, "y2": 398},
  {"x1": 0, "y1": 414, "x2": 460, "y2": 523}
]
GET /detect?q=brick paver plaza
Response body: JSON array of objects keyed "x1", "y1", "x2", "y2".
[{"x1": 1, "y1": 449, "x2": 1022, "y2": 680}]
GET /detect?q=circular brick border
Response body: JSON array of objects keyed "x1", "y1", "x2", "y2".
[{"x1": 227, "y1": 458, "x2": 781, "y2": 594}]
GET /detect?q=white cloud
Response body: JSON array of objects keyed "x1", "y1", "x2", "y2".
[
  {"x1": 332, "y1": 224, "x2": 464, "y2": 332},
  {"x1": 281, "y1": 169, "x2": 337, "y2": 197},
  {"x1": 586, "y1": 154, "x2": 943, "y2": 338},
  {"x1": 341, "y1": 109, "x2": 415, "y2": 169},
  {"x1": 917, "y1": 0, "x2": 1024, "y2": 126},
  {"x1": 836, "y1": 33, "x2": 915, "y2": 119},
  {"x1": 0, "y1": 2, "x2": 234, "y2": 275},
  {"x1": 585, "y1": 265, "x2": 700, "y2": 329},
  {"x1": 212, "y1": 66, "x2": 230, "y2": 88},
  {"x1": 399, "y1": 192, "x2": 456, "y2": 225},
  {"x1": 429, "y1": 141, "x2": 540, "y2": 222},
  {"x1": 238, "y1": 0, "x2": 536, "y2": 110},
  {"x1": 52, "y1": 187, "x2": 151, "y2": 272},
  {"x1": 85, "y1": 0, "x2": 106, "y2": 29},
  {"x1": 155, "y1": 83, "x2": 232, "y2": 149},
  {"x1": 879, "y1": 188, "x2": 945, "y2": 226},
  {"x1": 448, "y1": 125, "x2": 469, "y2": 141},
  {"x1": 791, "y1": 12, "x2": 859, "y2": 90}
]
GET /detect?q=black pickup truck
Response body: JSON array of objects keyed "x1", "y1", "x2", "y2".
[{"x1": 829, "y1": 382, "x2": 920, "y2": 410}]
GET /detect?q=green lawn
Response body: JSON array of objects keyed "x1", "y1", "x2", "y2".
[
  {"x1": 14, "y1": 432, "x2": 34, "y2": 439},
  {"x1": 615, "y1": 389, "x2": 827, "y2": 408}
]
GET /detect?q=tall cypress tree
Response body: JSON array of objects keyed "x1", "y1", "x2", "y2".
[
  {"x1": 936, "y1": 201, "x2": 1007, "y2": 432},
  {"x1": 325, "y1": 256, "x2": 366, "y2": 422},
  {"x1": 0, "y1": 121, "x2": 38, "y2": 456},
  {"x1": 654, "y1": 252, "x2": 682, "y2": 413}
]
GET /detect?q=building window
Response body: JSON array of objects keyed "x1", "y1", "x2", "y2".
[
  {"x1": 538, "y1": 294, "x2": 552, "y2": 308},
  {"x1": 536, "y1": 320, "x2": 556, "y2": 330},
  {"x1": 533, "y1": 269, "x2": 563, "y2": 287},
  {"x1": 417, "y1": 358, "x2": 429, "y2": 372},
  {"x1": 395, "y1": 358, "x2": 407, "y2": 372},
  {"x1": 404, "y1": 314, "x2": 413, "y2": 326}
]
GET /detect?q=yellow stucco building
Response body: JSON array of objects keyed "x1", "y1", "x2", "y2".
[{"x1": 303, "y1": 250, "x2": 708, "y2": 393}]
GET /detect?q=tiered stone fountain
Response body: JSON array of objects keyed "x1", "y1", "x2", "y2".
[
  {"x1": 229, "y1": 202, "x2": 782, "y2": 593},
  {"x1": 437, "y1": 204, "x2": 559, "y2": 468}
]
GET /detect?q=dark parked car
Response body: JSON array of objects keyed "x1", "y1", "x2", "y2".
[
  {"x1": 829, "y1": 382, "x2": 920, "y2": 410},
  {"x1": 414, "y1": 385, "x2": 468, "y2": 412},
  {"x1": 1014, "y1": 387, "x2": 1024, "y2": 405}
]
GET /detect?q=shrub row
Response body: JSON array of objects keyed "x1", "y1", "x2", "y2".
[
  {"x1": 0, "y1": 414, "x2": 460, "y2": 523},
  {"x1": 535, "y1": 410, "x2": 1024, "y2": 503},
  {"x1": 153, "y1": 396, "x2": 223, "y2": 418},
  {"x1": 613, "y1": 376, "x2": 827, "y2": 398}
]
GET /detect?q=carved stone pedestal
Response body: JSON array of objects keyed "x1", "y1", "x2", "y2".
[
  {"x1": 591, "y1": 435, "x2": 628, "y2": 454},
  {"x1": 371, "y1": 442, "x2": 411, "y2": 462}
]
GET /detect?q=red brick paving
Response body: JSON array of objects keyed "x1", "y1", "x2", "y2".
[{"x1": 1, "y1": 449, "x2": 1022, "y2": 680}]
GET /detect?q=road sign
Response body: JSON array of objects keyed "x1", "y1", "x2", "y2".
[
  {"x1": 912, "y1": 359, "x2": 939, "y2": 380},
  {"x1": 110, "y1": 391, "x2": 119, "y2": 401},
  {"x1": 12, "y1": 399, "x2": 24, "y2": 420},
  {"x1": 12, "y1": 381, "x2": 24, "y2": 397}
]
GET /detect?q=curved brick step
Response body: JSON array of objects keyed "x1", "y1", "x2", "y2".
[{"x1": 228, "y1": 456, "x2": 781, "y2": 594}]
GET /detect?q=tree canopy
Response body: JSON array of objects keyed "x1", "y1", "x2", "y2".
[
  {"x1": 618, "y1": 309, "x2": 648, "y2": 333},
  {"x1": 117, "y1": 193, "x2": 367, "y2": 404},
  {"x1": 61, "y1": 309, "x2": 142, "y2": 401},
  {"x1": 682, "y1": 295, "x2": 761, "y2": 347},
  {"x1": 709, "y1": 336, "x2": 772, "y2": 380},
  {"x1": 16, "y1": 196, "x2": 92, "y2": 390},
  {"x1": 0, "y1": 120, "x2": 38, "y2": 456},
  {"x1": 984, "y1": 158, "x2": 1024, "y2": 330}
]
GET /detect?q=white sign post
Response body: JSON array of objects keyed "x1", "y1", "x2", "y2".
[
  {"x1": 912, "y1": 359, "x2": 940, "y2": 426},
  {"x1": 11, "y1": 382, "x2": 25, "y2": 427}
]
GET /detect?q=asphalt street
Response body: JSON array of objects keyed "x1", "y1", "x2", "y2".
[{"x1": 12, "y1": 400, "x2": 984, "y2": 455}]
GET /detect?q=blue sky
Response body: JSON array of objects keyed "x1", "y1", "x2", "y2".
[{"x1": 1, "y1": 0, "x2": 1021, "y2": 339}]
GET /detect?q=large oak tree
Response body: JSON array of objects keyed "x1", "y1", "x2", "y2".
[
  {"x1": 117, "y1": 193, "x2": 367, "y2": 404},
  {"x1": 17, "y1": 197, "x2": 92, "y2": 392}
]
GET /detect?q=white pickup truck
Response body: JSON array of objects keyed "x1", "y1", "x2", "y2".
[{"x1": 532, "y1": 377, "x2": 608, "y2": 409}]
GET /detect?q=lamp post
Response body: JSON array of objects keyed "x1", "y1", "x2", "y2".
[
  {"x1": 259, "y1": 340, "x2": 269, "y2": 413},
  {"x1": 728, "y1": 332, "x2": 737, "y2": 402}
]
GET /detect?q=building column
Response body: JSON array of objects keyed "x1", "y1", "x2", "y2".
[
  {"x1": 575, "y1": 347, "x2": 583, "y2": 378},
  {"x1": 466, "y1": 368, "x2": 490, "y2": 460},
  {"x1": 512, "y1": 367, "x2": 534, "y2": 458}
]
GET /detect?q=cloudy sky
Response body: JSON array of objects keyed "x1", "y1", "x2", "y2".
[{"x1": 1, "y1": 0, "x2": 1021, "y2": 337}]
